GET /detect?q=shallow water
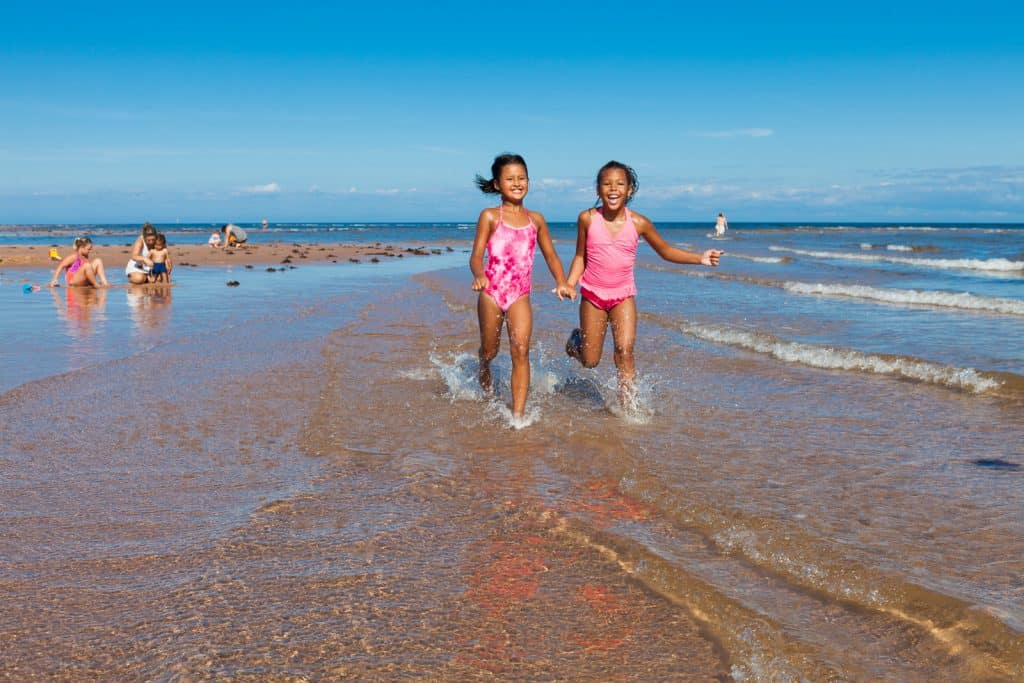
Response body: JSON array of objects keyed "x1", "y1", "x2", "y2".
[{"x1": 1, "y1": 225, "x2": 1022, "y2": 680}]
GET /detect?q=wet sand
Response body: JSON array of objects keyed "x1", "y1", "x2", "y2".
[
  {"x1": 0, "y1": 241, "x2": 455, "y2": 271},
  {"x1": 2, "y1": 227, "x2": 1023, "y2": 680},
  {"x1": 0, "y1": 266, "x2": 728, "y2": 680}
]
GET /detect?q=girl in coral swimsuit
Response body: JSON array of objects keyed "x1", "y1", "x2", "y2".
[
  {"x1": 470, "y1": 153, "x2": 575, "y2": 419},
  {"x1": 48, "y1": 236, "x2": 110, "y2": 288},
  {"x1": 565, "y1": 161, "x2": 723, "y2": 406}
]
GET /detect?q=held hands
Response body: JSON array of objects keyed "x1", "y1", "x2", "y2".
[
  {"x1": 552, "y1": 282, "x2": 577, "y2": 301},
  {"x1": 701, "y1": 249, "x2": 724, "y2": 267},
  {"x1": 471, "y1": 275, "x2": 489, "y2": 291}
]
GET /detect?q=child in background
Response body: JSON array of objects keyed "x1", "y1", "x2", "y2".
[
  {"x1": 470, "y1": 153, "x2": 575, "y2": 419},
  {"x1": 208, "y1": 231, "x2": 221, "y2": 248},
  {"x1": 48, "y1": 236, "x2": 109, "y2": 288},
  {"x1": 149, "y1": 234, "x2": 172, "y2": 283},
  {"x1": 565, "y1": 161, "x2": 723, "y2": 406}
]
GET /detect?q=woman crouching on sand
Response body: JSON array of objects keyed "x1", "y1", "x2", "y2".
[
  {"x1": 49, "y1": 236, "x2": 109, "y2": 288},
  {"x1": 126, "y1": 222, "x2": 158, "y2": 284}
]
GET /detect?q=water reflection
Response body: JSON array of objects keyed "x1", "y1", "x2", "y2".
[
  {"x1": 126, "y1": 284, "x2": 173, "y2": 338},
  {"x1": 50, "y1": 286, "x2": 108, "y2": 341}
]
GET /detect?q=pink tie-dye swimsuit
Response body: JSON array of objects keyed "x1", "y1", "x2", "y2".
[{"x1": 484, "y1": 206, "x2": 537, "y2": 312}]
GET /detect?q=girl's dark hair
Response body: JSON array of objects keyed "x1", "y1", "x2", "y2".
[
  {"x1": 474, "y1": 153, "x2": 528, "y2": 194},
  {"x1": 73, "y1": 235, "x2": 93, "y2": 249},
  {"x1": 595, "y1": 160, "x2": 639, "y2": 205},
  {"x1": 155, "y1": 233, "x2": 167, "y2": 246}
]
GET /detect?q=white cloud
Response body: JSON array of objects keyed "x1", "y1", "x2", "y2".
[
  {"x1": 690, "y1": 128, "x2": 775, "y2": 139},
  {"x1": 243, "y1": 182, "x2": 281, "y2": 194}
]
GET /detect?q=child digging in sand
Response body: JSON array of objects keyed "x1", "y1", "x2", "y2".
[
  {"x1": 470, "y1": 153, "x2": 575, "y2": 420},
  {"x1": 564, "y1": 161, "x2": 723, "y2": 407}
]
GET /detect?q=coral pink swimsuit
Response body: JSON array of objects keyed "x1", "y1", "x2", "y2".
[
  {"x1": 484, "y1": 206, "x2": 537, "y2": 312},
  {"x1": 579, "y1": 209, "x2": 638, "y2": 311}
]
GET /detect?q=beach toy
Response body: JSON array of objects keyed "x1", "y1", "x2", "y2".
[
  {"x1": 49, "y1": 248, "x2": 60, "y2": 260},
  {"x1": 23, "y1": 284, "x2": 41, "y2": 293}
]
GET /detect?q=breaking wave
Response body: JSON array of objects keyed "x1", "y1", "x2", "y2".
[
  {"x1": 769, "y1": 246, "x2": 1024, "y2": 272},
  {"x1": 783, "y1": 282, "x2": 1024, "y2": 316},
  {"x1": 661, "y1": 320, "x2": 1009, "y2": 394}
]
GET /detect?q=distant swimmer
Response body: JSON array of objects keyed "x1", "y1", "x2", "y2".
[{"x1": 715, "y1": 212, "x2": 728, "y2": 237}]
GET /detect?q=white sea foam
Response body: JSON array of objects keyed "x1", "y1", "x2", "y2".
[
  {"x1": 886, "y1": 244, "x2": 914, "y2": 251},
  {"x1": 769, "y1": 246, "x2": 1024, "y2": 272},
  {"x1": 398, "y1": 367, "x2": 436, "y2": 381},
  {"x1": 430, "y1": 352, "x2": 484, "y2": 402},
  {"x1": 783, "y1": 281, "x2": 1024, "y2": 316},
  {"x1": 678, "y1": 323, "x2": 1002, "y2": 393}
]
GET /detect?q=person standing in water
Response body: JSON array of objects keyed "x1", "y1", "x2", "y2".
[
  {"x1": 565, "y1": 161, "x2": 723, "y2": 406},
  {"x1": 715, "y1": 211, "x2": 728, "y2": 236},
  {"x1": 470, "y1": 153, "x2": 575, "y2": 419}
]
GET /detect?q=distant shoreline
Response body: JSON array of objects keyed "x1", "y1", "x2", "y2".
[{"x1": 0, "y1": 242, "x2": 455, "y2": 271}]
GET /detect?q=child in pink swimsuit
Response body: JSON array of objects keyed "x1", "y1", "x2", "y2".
[
  {"x1": 565, "y1": 161, "x2": 724, "y2": 406},
  {"x1": 48, "y1": 236, "x2": 109, "y2": 288},
  {"x1": 470, "y1": 153, "x2": 575, "y2": 419}
]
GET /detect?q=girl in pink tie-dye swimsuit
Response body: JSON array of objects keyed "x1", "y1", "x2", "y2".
[{"x1": 470, "y1": 153, "x2": 575, "y2": 419}]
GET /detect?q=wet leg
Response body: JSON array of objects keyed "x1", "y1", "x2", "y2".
[
  {"x1": 91, "y1": 258, "x2": 108, "y2": 285},
  {"x1": 608, "y1": 298, "x2": 638, "y2": 405},
  {"x1": 504, "y1": 296, "x2": 533, "y2": 416},
  {"x1": 477, "y1": 292, "x2": 504, "y2": 397},
  {"x1": 574, "y1": 298, "x2": 610, "y2": 369}
]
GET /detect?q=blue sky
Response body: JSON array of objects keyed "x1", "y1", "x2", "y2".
[{"x1": 2, "y1": 1, "x2": 1022, "y2": 223}]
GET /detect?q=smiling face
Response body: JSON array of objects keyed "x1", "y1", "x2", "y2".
[
  {"x1": 493, "y1": 163, "x2": 529, "y2": 203},
  {"x1": 597, "y1": 167, "x2": 633, "y2": 211}
]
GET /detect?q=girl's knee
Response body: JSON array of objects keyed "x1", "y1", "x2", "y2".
[
  {"x1": 613, "y1": 345, "x2": 635, "y2": 370},
  {"x1": 479, "y1": 345, "x2": 498, "y2": 362},
  {"x1": 613, "y1": 341, "x2": 635, "y2": 359},
  {"x1": 508, "y1": 339, "x2": 530, "y2": 363}
]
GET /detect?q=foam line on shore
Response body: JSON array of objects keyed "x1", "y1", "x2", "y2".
[
  {"x1": 648, "y1": 315, "x2": 1010, "y2": 395},
  {"x1": 782, "y1": 281, "x2": 1024, "y2": 316},
  {"x1": 769, "y1": 246, "x2": 1024, "y2": 272}
]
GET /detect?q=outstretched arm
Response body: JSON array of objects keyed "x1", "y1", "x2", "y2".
[
  {"x1": 469, "y1": 209, "x2": 494, "y2": 291},
  {"x1": 533, "y1": 214, "x2": 575, "y2": 300},
  {"x1": 637, "y1": 214, "x2": 723, "y2": 266}
]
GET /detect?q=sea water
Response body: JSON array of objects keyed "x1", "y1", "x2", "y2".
[{"x1": 1, "y1": 223, "x2": 1022, "y2": 680}]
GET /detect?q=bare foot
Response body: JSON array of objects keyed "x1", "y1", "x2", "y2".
[{"x1": 565, "y1": 328, "x2": 582, "y2": 361}]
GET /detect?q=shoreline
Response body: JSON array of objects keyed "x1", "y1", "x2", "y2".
[{"x1": 0, "y1": 241, "x2": 457, "y2": 271}]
